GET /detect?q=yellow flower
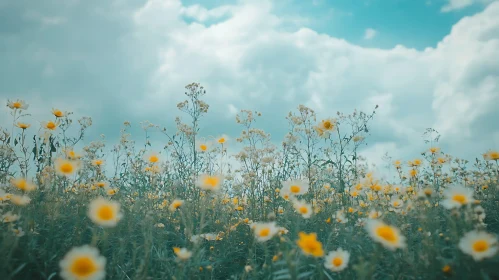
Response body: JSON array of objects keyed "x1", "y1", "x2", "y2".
[
  {"x1": 59, "y1": 245, "x2": 106, "y2": 280},
  {"x1": 169, "y1": 199, "x2": 184, "y2": 212},
  {"x1": 318, "y1": 118, "x2": 336, "y2": 131},
  {"x1": 87, "y1": 197, "x2": 123, "y2": 227},
  {"x1": 483, "y1": 150, "x2": 499, "y2": 161},
  {"x1": 43, "y1": 121, "x2": 58, "y2": 130},
  {"x1": 52, "y1": 108, "x2": 65, "y2": 118},
  {"x1": 281, "y1": 179, "x2": 309, "y2": 195},
  {"x1": 324, "y1": 248, "x2": 350, "y2": 272},
  {"x1": 409, "y1": 169, "x2": 417, "y2": 177},
  {"x1": 173, "y1": 247, "x2": 192, "y2": 261},
  {"x1": 10, "y1": 178, "x2": 37, "y2": 192},
  {"x1": 442, "y1": 265, "x2": 452, "y2": 274},
  {"x1": 144, "y1": 151, "x2": 160, "y2": 164},
  {"x1": 293, "y1": 199, "x2": 312, "y2": 219},
  {"x1": 106, "y1": 188, "x2": 118, "y2": 196},
  {"x1": 7, "y1": 99, "x2": 28, "y2": 110},
  {"x1": 15, "y1": 122, "x2": 30, "y2": 130},
  {"x1": 296, "y1": 232, "x2": 324, "y2": 257},
  {"x1": 216, "y1": 135, "x2": 228, "y2": 144},
  {"x1": 429, "y1": 147, "x2": 440, "y2": 154},
  {"x1": 458, "y1": 230, "x2": 498, "y2": 261},
  {"x1": 441, "y1": 185, "x2": 474, "y2": 209},
  {"x1": 366, "y1": 219, "x2": 406, "y2": 250},
  {"x1": 196, "y1": 174, "x2": 223, "y2": 191},
  {"x1": 66, "y1": 149, "x2": 82, "y2": 160},
  {"x1": 92, "y1": 159, "x2": 105, "y2": 167},
  {"x1": 252, "y1": 222, "x2": 279, "y2": 242},
  {"x1": 54, "y1": 158, "x2": 81, "y2": 177}
]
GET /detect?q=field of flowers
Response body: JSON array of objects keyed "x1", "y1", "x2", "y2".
[{"x1": 1, "y1": 82, "x2": 498, "y2": 280}]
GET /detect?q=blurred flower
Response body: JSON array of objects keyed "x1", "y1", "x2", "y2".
[
  {"x1": 87, "y1": 197, "x2": 123, "y2": 227},
  {"x1": 10, "y1": 178, "x2": 37, "y2": 192},
  {"x1": 169, "y1": 199, "x2": 184, "y2": 212},
  {"x1": 252, "y1": 222, "x2": 279, "y2": 242},
  {"x1": 196, "y1": 174, "x2": 223, "y2": 191},
  {"x1": 15, "y1": 122, "x2": 30, "y2": 130},
  {"x1": 281, "y1": 179, "x2": 309, "y2": 195},
  {"x1": 7, "y1": 99, "x2": 28, "y2": 110},
  {"x1": 54, "y1": 158, "x2": 81, "y2": 177},
  {"x1": 293, "y1": 199, "x2": 312, "y2": 219},
  {"x1": 52, "y1": 108, "x2": 65, "y2": 118},
  {"x1": 296, "y1": 232, "x2": 324, "y2": 257},
  {"x1": 366, "y1": 219, "x2": 406, "y2": 251},
  {"x1": 59, "y1": 245, "x2": 106, "y2": 280},
  {"x1": 441, "y1": 185, "x2": 474, "y2": 210},
  {"x1": 173, "y1": 247, "x2": 192, "y2": 261},
  {"x1": 324, "y1": 248, "x2": 350, "y2": 272},
  {"x1": 458, "y1": 230, "x2": 498, "y2": 261}
]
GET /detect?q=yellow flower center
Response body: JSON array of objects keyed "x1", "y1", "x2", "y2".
[
  {"x1": 70, "y1": 257, "x2": 97, "y2": 277},
  {"x1": 97, "y1": 205, "x2": 114, "y2": 221},
  {"x1": 46, "y1": 122, "x2": 56, "y2": 130},
  {"x1": 393, "y1": 201, "x2": 400, "y2": 207},
  {"x1": 218, "y1": 138, "x2": 226, "y2": 144},
  {"x1": 490, "y1": 152, "x2": 499, "y2": 160},
  {"x1": 323, "y1": 121, "x2": 333, "y2": 130},
  {"x1": 60, "y1": 162, "x2": 74, "y2": 174},
  {"x1": 299, "y1": 206, "x2": 309, "y2": 214},
  {"x1": 173, "y1": 202, "x2": 182, "y2": 209},
  {"x1": 204, "y1": 176, "x2": 219, "y2": 188},
  {"x1": 259, "y1": 228, "x2": 270, "y2": 237},
  {"x1": 13, "y1": 102, "x2": 22, "y2": 108},
  {"x1": 53, "y1": 110, "x2": 63, "y2": 117},
  {"x1": 332, "y1": 257, "x2": 343, "y2": 267},
  {"x1": 200, "y1": 144, "x2": 207, "y2": 151},
  {"x1": 452, "y1": 194, "x2": 466, "y2": 204},
  {"x1": 149, "y1": 155, "x2": 159, "y2": 163},
  {"x1": 290, "y1": 185, "x2": 301, "y2": 193},
  {"x1": 376, "y1": 225, "x2": 397, "y2": 243},
  {"x1": 473, "y1": 240, "x2": 489, "y2": 252}
]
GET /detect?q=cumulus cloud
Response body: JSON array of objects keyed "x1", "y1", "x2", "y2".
[
  {"x1": 1, "y1": 0, "x2": 498, "y2": 173},
  {"x1": 132, "y1": 0, "x2": 499, "y2": 164}
]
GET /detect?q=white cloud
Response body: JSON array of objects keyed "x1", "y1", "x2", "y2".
[
  {"x1": 128, "y1": 0, "x2": 499, "y2": 163},
  {"x1": 441, "y1": 0, "x2": 496, "y2": 12},
  {"x1": 364, "y1": 28, "x2": 377, "y2": 40}
]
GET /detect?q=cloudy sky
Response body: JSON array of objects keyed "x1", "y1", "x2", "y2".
[{"x1": 1, "y1": 0, "x2": 498, "y2": 175}]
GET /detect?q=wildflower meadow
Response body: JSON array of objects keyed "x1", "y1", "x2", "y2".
[{"x1": 1, "y1": 83, "x2": 498, "y2": 280}]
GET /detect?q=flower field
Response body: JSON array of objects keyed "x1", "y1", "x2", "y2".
[{"x1": 1, "y1": 83, "x2": 498, "y2": 279}]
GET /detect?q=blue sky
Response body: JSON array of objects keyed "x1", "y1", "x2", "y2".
[{"x1": 1, "y1": 0, "x2": 498, "y2": 178}]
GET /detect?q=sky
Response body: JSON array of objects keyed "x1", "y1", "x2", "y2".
[{"x1": 1, "y1": 0, "x2": 498, "y2": 178}]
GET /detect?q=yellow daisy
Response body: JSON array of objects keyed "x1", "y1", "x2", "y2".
[
  {"x1": 59, "y1": 245, "x2": 106, "y2": 280},
  {"x1": 366, "y1": 219, "x2": 406, "y2": 251},
  {"x1": 87, "y1": 197, "x2": 123, "y2": 227},
  {"x1": 458, "y1": 230, "x2": 498, "y2": 261}
]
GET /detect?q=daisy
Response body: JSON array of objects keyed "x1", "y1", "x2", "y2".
[
  {"x1": 7, "y1": 99, "x2": 28, "y2": 110},
  {"x1": 441, "y1": 185, "x2": 474, "y2": 209},
  {"x1": 169, "y1": 199, "x2": 184, "y2": 212},
  {"x1": 173, "y1": 247, "x2": 192, "y2": 261},
  {"x1": 281, "y1": 179, "x2": 309, "y2": 195},
  {"x1": 10, "y1": 195, "x2": 31, "y2": 206},
  {"x1": 42, "y1": 120, "x2": 58, "y2": 131},
  {"x1": 197, "y1": 140, "x2": 211, "y2": 152},
  {"x1": 15, "y1": 122, "x2": 30, "y2": 130},
  {"x1": 293, "y1": 199, "x2": 312, "y2": 219},
  {"x1": 87, "y1": 197, "x2": 123, "y2": 227},
  {"x1": 196, "y1": 174, "x2": 223, "y2": 192},
  {"x1": 52, "y1": 108, "x2": 65, "y2": 118},
  {"x1": 318, "y1": 118, "x2": 336, "y2": 131},
  {"x1": 458, "y1": 230, "x2": 498, "y2": 261},
  {"x1": 324, "y1": 248, "x2": 350, "y2": 272},
  {"x1": 55, "y1": 158, "x2": 81, "y2": 177},
  {"x1": 59, "y1": 245, "x2": 106, "y2": 280},
  {"x1": 252, "y1": 222, "x2": 279, "y2": 242},
  {"x1": 10, "y1": 177, "x2": 37, "y2": 192},
  {"x1": 144, "y1": 151, "x2": 160, "y2": 164},
  {"x1": 365, "y1": 219, "x2": 406, "y2": 251}
]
